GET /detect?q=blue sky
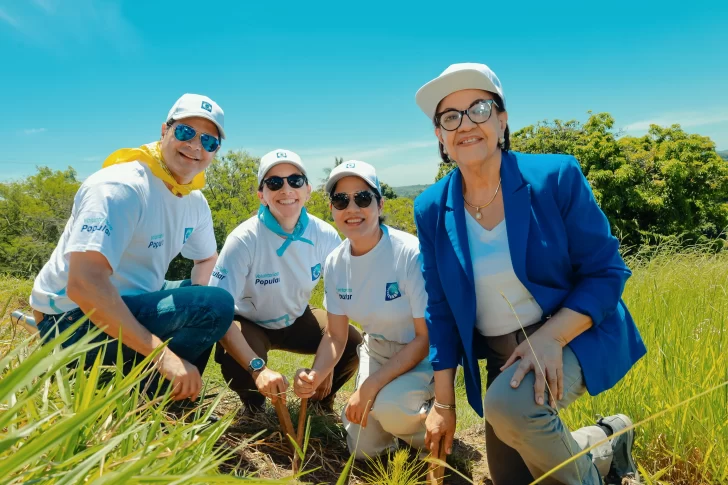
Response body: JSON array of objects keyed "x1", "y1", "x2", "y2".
[{"x1": 1, "y1": 0, "x2": 727, "y2": 186}]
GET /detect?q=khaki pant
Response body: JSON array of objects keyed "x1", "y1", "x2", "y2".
[
  {"x1": 342, "y1": 334, "x2": 435, "y2": 458},
  {"x1": 481, "y1": 323, "x2": 613, "y2": 485}
]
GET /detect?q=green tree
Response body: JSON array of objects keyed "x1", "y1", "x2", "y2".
[
  {"x1": 435, "y1": 161, "x2": 455, "y2": 182},
  {"x1": 0, "y1": 167, "x2": 80, "y2": 277},
  {"x1": 379, "y1": 181, "x2": 398, "y2": 199},
  {"x1": 511, "y1": 113, "x2": 728, "y2": 249},
  {"x1": 319, "y1": 157, "x2": 344, "y2": 190}
]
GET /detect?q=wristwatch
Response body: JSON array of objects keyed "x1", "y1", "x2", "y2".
[{"x1": 249, "y1": 357, "x2": 266, "y2": 373}]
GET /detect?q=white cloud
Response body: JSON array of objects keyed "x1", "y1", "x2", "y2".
[
  {"x1": 624, "y1": 112, "x2": 728, "y2": 132},
  {"x1": 0, "y1": 7, "x2": 19, "y2": 27},
  {"x1": 0, "y1": 0, "x2": 140, "y2": 54},
  {"x1": 23, "y1": 128, "x2": 47, "y2": 135}
]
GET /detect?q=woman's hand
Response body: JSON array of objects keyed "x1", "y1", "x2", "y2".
[
  {"x1": 312, "y1": 371, "x2": 333, "y2": 401},
  {"x1": 501, "y1": 328, "x2": 565, "y2": 407},
  {"x1": 345, "y1": 379, "x2": 379, "y2": 427},
  {"x1": 425, "y1": 405, "x2": 456, "y2": 456}
]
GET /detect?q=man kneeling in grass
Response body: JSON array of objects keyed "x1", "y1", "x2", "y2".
[{"x1": 29, "y1": 94, "x2": 236, "y2": 402}]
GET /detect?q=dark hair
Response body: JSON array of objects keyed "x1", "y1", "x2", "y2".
[
  {"x1": 165, "y1": 118, "x2": 223, "y2": 145},
  {"x1": 434, "y1": 93, "x2": 510, "y2": 166},
  {"x1": 329, "y1": 183, "x2": 386, "y2": 225}
]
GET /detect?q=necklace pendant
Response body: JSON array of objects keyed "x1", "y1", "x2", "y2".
[{"x1": 475, "y1": 211, "x2": 482, "y2": 220}]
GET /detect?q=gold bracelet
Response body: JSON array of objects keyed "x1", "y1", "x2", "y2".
[{"x1": 433, "y1": 400, "x2": 456, "y2": 410}]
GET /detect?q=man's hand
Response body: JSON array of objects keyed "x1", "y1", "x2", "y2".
[
  {"x1": 254, "y1": 368, "x2": 289, "y2": 403},
  {"x1": 157, "y1": 350, "x2": 202, "y2": 401}
]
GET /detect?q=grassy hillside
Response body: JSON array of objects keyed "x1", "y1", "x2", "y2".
[
  {"x1": 2, "y1": 249, "x2": 728, "y2": 483},
  {"x1": 392, "y1": 184, "x2": 431, "y2": 199}
]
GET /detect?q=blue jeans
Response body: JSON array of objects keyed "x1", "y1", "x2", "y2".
[{"x1": 38, "y1": 280, "x2": 234, "y2": 380}]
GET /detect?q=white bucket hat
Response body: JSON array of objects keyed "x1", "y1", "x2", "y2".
[{"x1": 415, "y1": 63, "x2": 506, "y2": 120}]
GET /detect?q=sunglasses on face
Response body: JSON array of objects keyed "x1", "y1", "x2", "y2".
[
  {"x1": 261, "y1": 174, "x2": 308, "y2": 191},
  {"x1": 173, "y1": 123, "x2": 220, "y2": 152},
  {"x1": 330, "y1": 190, "x2": 376, "y2": 211},
  {"x1": 436, "y1": 99, "x2": 499, "y2": 131}
]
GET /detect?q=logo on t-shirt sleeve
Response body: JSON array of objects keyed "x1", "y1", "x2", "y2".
[
  {"x1": 311, "y1": 263, "x2": 322, "y2": 281},
  {"x1": 183, "y1": 227, "x2": 194, "y2": 244},
  {"x1": 385, "y1": 282, "x2": 402, "y2": 301},
  {"x1": 80, "y1": 217, "x2": 113, "y2": 236}
]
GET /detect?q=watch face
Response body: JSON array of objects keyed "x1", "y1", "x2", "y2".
[{"x1": 250, "y1": 358, "x2": 265, "y2": 371}]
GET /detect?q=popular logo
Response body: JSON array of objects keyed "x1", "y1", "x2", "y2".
[
  {"x1": 337, "y1": 287, "x2": 352, "y2": 300},
  {"x1": 80, "y1": 217, "x2": 113, "y2": 236},
  {"x1": 201, "y1": 101, "x2": 212, "y2": 112},
  {"x1": 345, "y1": 162, "x2": 355, "y2": 168},
  {"x1": 385, "y1": 282, "x2": 402, "y2": 301},
  {"x1": 311, "y1": 263, "x2": 322, "y2": 281},
  {"x1": 148, "y1": 233, "x2": 164, "y2": 249},
  {"x1": 276, "y1": 151, "x2": 288, "y2": 159},
  {"x1": 183, "y1": 227, "x2": 193, "y2": 244},
  {"x1": 255, "y1": 272, "x2": 281, "y2": 286},
  {"x1": 212, "y1": 266, "x2": 228, "y2": 281}
]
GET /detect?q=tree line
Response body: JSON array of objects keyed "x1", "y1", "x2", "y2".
[{"x1": 2, "y1": 112, "x2": 727, "y2": 280}]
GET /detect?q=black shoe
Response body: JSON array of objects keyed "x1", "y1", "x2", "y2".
[{"x1": 597, "y1": 414, "x2": 640, "y2": 484}]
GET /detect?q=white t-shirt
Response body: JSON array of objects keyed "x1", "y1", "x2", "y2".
[
  {"x1": 209, "y1": 214, "x2": 341, "y2": 329},
  {"x1": 30, "y1": 162, "x2": 217, "y2": 314},
  {"x1": 465, "y1": 213, "x2": 543, "y2": 336},
  {"x1": 324, "y1": 226, "x2": 428, "y2": 344}
]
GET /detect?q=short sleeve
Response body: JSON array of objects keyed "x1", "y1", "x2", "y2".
[
  {"x1": 403, "y1": 248, "x2": 428, "y2": 319},
  {"x1": 65, "y1": 181, "x2": 142, "y2": 272},
  {"x1": 181, "y1": 195, "x2": 217, "y2": 260},
  {"x1": 321, "y1": 223, "x2": 342, "y2": 261},
  {"x1": 323, "y1": 251, "x2": 345, "y2": 316},
  {"x1": 208, "y1": 231, "x2": 252, "y2": 308}
]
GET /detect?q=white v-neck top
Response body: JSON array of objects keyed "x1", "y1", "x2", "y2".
[{"x1": 465, "y1": 212, "x2": 543, "y2": 336}]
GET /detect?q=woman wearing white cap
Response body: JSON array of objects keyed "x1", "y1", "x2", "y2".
[
  {"x1": 413, "y1": 64, "x2": 646, "y2": 484},
  {"x1": 210, "y1": 149, "x2": 362, "y2": 414},
  {"x1": 293, "y1": 161, "x2": 433, "y2": 459}
]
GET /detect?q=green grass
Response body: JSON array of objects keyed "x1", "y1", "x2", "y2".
[{"x1": 3, "y1": 250, "x2": 728, "y2": 484}]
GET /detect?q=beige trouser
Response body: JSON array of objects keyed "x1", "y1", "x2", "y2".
[{"x1": 342, "y1": 334, "x2": 435, "y2": 459}]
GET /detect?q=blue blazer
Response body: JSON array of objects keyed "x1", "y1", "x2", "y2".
[{"x1": 414, "y1": 151, "x2": 647, "y2": 417}]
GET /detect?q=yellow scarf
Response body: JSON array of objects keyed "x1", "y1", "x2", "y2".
[{"x1": 102, "y1": 141, "x2": 205, "y2": 197}]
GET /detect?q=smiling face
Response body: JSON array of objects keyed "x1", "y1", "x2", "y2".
[
  {"x1": 330, "y1": 175, "x2": 382, "y2": 244},
  {"x1": 435, "y1": 89, "x2": 508, "y2": 169},
  {"x1": 160, "y1": 117, "x2": 219, "y2": 184},
  {"x1": 257, "y1": 162, "x2": 311, "y2": 229}
]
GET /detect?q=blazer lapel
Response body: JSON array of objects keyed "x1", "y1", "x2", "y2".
[
  {"x1": 444, "y1": 169, "x2": 474, "y2": 286},
  {"x1": 501, "y1": 152, "x2": 532, "y2": 285}
]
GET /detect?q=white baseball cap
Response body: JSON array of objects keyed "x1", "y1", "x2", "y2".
[
  {"x1": 325, "y1": 160, "x2": 382, "y2": 196},
  {"x1": 415, "y1": 63, "x2": 506, "y2": 120},
  {"x1": 167, "y1": 93, "x2": 226, "y2": 139},
  {"x1": 257, "y1": 149, "x2": 307, "y2": 185}
]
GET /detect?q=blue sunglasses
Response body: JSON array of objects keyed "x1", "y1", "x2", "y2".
[{"x1": 173, "y1": 123, "x2": 220, "y2": 152}]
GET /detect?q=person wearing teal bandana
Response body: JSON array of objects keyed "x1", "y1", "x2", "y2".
[
  {"x1": 211, "y1": 149, "x2": 362, "y2": 414},
  {"x1": 30, "y1": 93, "x2": 235, "y2": 403}
]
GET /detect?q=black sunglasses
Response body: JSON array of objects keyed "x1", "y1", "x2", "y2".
[
  {"x1": 330, "y1": 190, "x2": 376, "y2": 211},
  {"x1": 435, "y1": 99, "x2": 499, "y2": 131},
  {"x1": 261, "y1": 174, "x2": 308, "y2": 191}
]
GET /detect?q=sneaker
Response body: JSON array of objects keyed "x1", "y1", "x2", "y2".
[{"x1": 597, "y1": 414, "x2": 639, "y2": 484}]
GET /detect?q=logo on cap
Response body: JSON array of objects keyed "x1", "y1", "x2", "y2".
[
  {"x1": 276, "y1": 152, "x2": 288, "y2": 158},
  {"x1": 345, "y1": 163, "x2": 356, "y2": 168},
  {"x1": 201, "y1": 101, "x2": 212, "y2": 112}
]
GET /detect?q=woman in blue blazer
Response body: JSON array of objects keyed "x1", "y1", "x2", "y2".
[{"x1": 413, "y1": 63, "x2": 646, "y2": 485}]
